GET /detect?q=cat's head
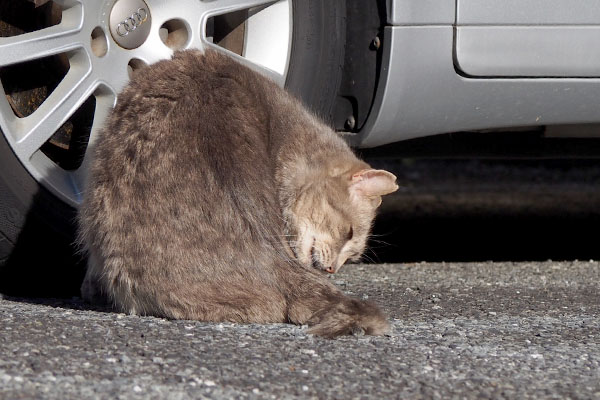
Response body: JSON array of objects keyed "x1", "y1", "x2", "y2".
[{"x1": 286, "y1": 165, "x2": 398, "y2": 274}]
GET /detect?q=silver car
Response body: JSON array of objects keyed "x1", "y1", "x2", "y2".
[{"x1": 0, "y1": 0, "x2": 597, "y2": 294}]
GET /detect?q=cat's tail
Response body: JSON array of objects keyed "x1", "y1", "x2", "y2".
[
  {"x1": 305, "y1": 296, "x2": 390, "y2": 339},
  {"x1": 278, "y1": 263, "x2": 390, "y2": 339}
]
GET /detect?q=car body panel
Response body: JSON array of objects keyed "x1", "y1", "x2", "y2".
[
  {"x1": 387, "y1": 0, "x2": 454, "y2": 25},
  {"x1": 456, "y1": 0, "x2": 600, "y2": 25},
  {"x1": 456, "y1": 0, "x2": 600, "y2": 77},
  {"x1": 355, "y1": 26, "x2": 600, "y2": 148},
  {"x1": 455, "y1": 27, "x2": 600, "y2": 77},
  {"x1": 355, "y1": 0, "x2": 600, "y2": 147}
]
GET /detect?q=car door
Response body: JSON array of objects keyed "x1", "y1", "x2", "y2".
[{"x1": 455, "y1": 0, "x2": 600, "y2": 77}]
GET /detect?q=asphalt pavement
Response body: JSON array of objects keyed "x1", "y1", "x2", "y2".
[
  {"x1": 2, "y1": 157, "x2": 600, "y2": 398},
  {"x1": 1, "y1": 261, "x2": 599, "y2": 399}
]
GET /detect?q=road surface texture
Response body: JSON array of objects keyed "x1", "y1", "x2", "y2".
[{"x1": 1, "y1": 261, "x2": 599, "y2": 399}]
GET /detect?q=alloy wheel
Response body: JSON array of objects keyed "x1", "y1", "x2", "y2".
[{"x1": 0, "y1": 0, "x2": 291, "y2": 207}]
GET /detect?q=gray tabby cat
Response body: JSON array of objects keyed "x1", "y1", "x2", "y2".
[{"x1": 78, "y1": 50, "x2": 398, "y2": 338}]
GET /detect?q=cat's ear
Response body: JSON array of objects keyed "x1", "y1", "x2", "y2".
[{"x1": 349, "y1": 169, "x2": 398, "y2": 198}]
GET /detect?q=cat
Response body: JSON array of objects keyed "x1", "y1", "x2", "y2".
[{"x1": 77, "y1": 49, "x2": 398, "y2": 338}]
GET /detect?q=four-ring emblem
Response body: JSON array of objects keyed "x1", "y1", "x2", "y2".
[{"x1": 116, "y1": 8, "x2": 148, "y2": 37}]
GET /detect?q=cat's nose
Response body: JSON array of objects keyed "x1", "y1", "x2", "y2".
[{"x1": 325, "y1": 266, "x2": 335, "y2": 274}]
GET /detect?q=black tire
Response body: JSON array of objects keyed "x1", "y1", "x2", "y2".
[
  {"x1": 286, "y1": 0, "x2": 346, "y2": 123},
  {"x1": 0, "y1": 0, "x2": 347, "y2": 297},
  {"x1": 0, "y1": 133, "x2": 84, "y2": 297}
]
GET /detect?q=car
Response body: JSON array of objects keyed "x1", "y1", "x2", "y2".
[{"x1": 1, "y1": 0, "x2": 598, "y2": 295}]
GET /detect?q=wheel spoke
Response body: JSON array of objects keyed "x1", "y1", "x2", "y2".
[
  {"x1": 201, "y1": 0, "x2": 277, "y2": 17},
  {"x1": 13, "y1": 52, "x2": 95, "y2": 160},
  {"x1": 0, "y1": 5, "x2": 84, "y2": 67},
  {"x1": 71, "y1": 91, "x2": 115, "y2": 189},
  {"x1": 204, "y1": 42, "x2": 285, "y2": 86}
]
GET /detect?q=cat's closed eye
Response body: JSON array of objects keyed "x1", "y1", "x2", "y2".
[{"x1": 346, "y1": 226, "x2": 354, "y2": 241}]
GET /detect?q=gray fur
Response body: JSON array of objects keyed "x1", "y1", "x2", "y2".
[{"x1": 78, "y1": 50, "x2": 397, "y2": 338}]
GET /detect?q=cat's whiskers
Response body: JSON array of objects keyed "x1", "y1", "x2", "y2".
[
  {"x1": 359, "y1": 251, "x2": 379, "y2": 264},
  {"x1": 368, "y1": 238, "x2": 392, "y2": 246}
]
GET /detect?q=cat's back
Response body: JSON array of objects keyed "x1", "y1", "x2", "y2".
[
  {"x1": 90, "y1": 50, "x2": 275, "y2": 185},
  {"x1": 126, "y1": 50, "x2": 263, "y2": 102},
  {"x1": 81, "y1": 50, "x2": 283, "y2": 253},
  {"x1": 104, "y1": 50, "x2": 269, "y2": 137}
]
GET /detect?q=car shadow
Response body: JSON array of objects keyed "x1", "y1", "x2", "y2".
[
  {"x1": 0, "y1": 188, "x2": 86, "y2": 298},
  {"x1": 0, "y1": 293, "x2": 115, "y2": 314}
]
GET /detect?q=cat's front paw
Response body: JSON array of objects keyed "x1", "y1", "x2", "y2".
[
  {"x1": 306, "y1": 298, "x2": 390, "y2": 339},
  {"x1": 80, "y1": 273, "x2": 110, "y2": 306}
]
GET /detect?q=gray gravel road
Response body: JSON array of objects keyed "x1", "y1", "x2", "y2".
[{"x1": 1, "y1": 261, "x2": 599, "y2": 399}]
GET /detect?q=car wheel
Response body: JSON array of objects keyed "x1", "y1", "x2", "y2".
[{"x1": 0, "y1": 0, "x2": 345, "y2": 296}]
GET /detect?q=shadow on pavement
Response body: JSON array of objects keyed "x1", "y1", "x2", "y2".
[
  {"x1": 369, "y1": 214, "x2": 600, "y2": 263},
  {"x1": 365, "y1": 158, "x2": 600, "y2": 263}
]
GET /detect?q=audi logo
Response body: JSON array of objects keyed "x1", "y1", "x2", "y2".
[{"x1": 116, "y1": 8, "x2": 148, "y2": 37}]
